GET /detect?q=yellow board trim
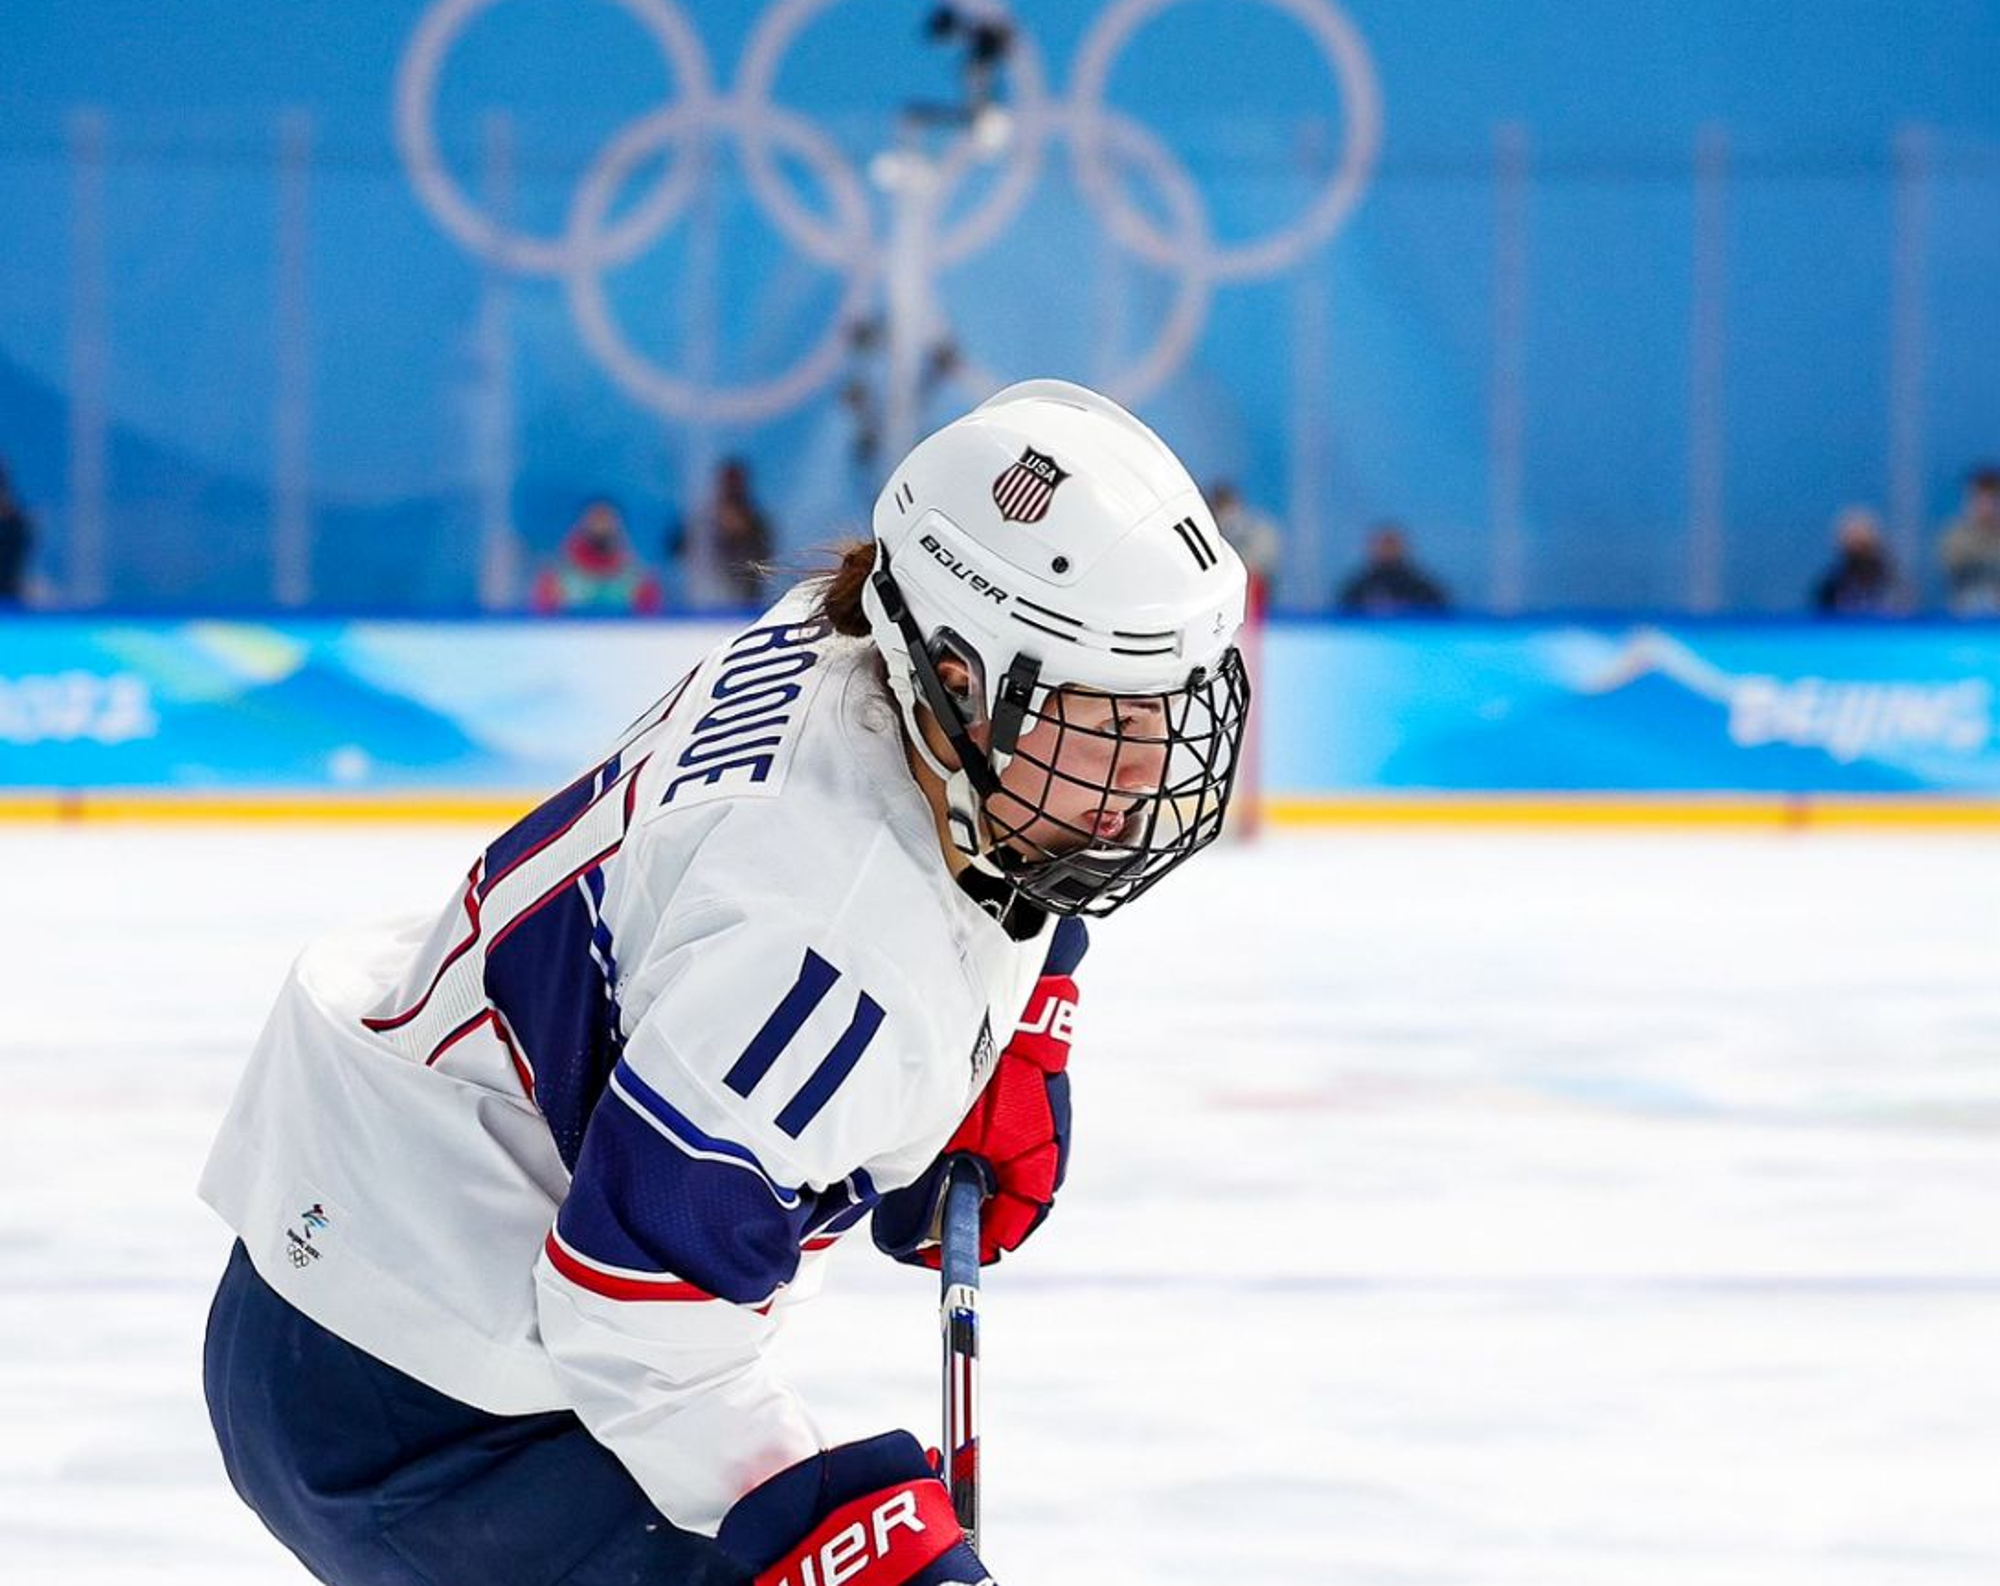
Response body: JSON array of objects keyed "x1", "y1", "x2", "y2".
[
  {"x1": 0, "y1": 791, "x2": 540, "y2": 825},
  {"x1": 0, "y1": 789, "x2": 1996, "y2": 829},
  {"x1": 1264, "y1": 794, "x2": 2000, "y2": 829}
]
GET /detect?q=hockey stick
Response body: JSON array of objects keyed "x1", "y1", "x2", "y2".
[{"x1": 939, "y1": 1157, "x2": 985, "y2": 1551}]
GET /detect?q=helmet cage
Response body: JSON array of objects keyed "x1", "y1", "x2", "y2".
[
  {"x1": 981, "y1": 647, "x2": 1251, "y2": 916},
  {"x1": 870, "y1": 549, "x2": 1251, "y2": 918}
]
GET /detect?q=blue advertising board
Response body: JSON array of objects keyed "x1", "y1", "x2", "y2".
[
  {"x1": 1264, "y1": 621, "x2": 2000, "y2": 796},
  {"x1": 4, "y1": 617, "x2": 1998, "y2": 814},
  {"x1": 0, "y1": 618, "x2": 729, "y2": 795}
]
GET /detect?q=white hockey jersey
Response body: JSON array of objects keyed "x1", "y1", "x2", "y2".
[{"x1": 199, "y1": 590, "x2": 1056, "y2": 1535}]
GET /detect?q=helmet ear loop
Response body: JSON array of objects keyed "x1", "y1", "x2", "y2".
[
  {"x1": 867, "y1": 551, "x2": 1011, "y2": 866},
  {"x1": 931, "y1": 638, "x2": 1048, "y2": 873},
  {"x1": 976, "y1": 703, "x2": 1056, "y2": 861},
  {"x1": 958, "y1": 652, "x2": 1051, "y2": 864}
]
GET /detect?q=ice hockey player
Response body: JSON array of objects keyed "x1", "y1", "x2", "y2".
[{"x1": 199, "y1": 380, "x2": 1251, "y2": 1585}]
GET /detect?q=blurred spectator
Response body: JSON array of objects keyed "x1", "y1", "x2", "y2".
[
  {"x1": 1811, "y1": 507, "x2": 1905, "y2": 616},
  {"x1": 672, "y1": 458, "x2": 774, "y2": 608},
  {"x1": 0, "y1": 463, "x2": 32, "y2": 606},
  {"x1": 1207, "y1": 479, "x2": 1282, "y2": 608},
  {"x1": 533, "y1": 499, "x2": 661, "y2": 615},
  {"x1": 1337, "y1": 523, "x2": 1450, "y2": 615},
  {"x1": 1940, "y1": 465, "x2": 2000, "y2": 615}
]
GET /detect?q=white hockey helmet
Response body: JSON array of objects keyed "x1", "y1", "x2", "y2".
[{"x1": 860, "y1": 379, "x2": 1251, "y2": 917}]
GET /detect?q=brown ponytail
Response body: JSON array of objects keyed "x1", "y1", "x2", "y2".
[{"x1": 806, "y1": 538, "x2": 877, "y2": 637}]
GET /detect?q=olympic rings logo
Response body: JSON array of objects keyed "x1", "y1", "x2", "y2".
[{"x1": 394, "y1": 0, "x2": 1382, "y2": 424}]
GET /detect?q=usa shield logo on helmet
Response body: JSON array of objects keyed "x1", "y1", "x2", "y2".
[{"x1": 991, "y1": 447, "x2": 1069, "y2": 524}]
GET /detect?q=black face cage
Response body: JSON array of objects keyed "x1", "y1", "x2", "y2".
[
  {"x1": 983, "y1": 647, "x2": 1251, "y2": 916},
  {"x1": 869, "y1": 551, "x2": 1252, "y2": 918}
]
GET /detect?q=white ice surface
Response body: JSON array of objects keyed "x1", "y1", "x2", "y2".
[{"x1": 0, "y1": 826, "x2": 1996, "y2": 1584}]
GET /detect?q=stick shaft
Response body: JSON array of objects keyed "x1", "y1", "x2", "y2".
[{"x1": 940, "y1": 1160, "x2": 983, "y2": 1550}]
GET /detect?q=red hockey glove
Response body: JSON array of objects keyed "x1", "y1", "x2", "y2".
[
  {"x1": 873, "y1": 969, "x2": 1078, "y2": 1268},
  {"x1": 716, "y1": 1432, "x2": 990, "y2": 1586}
]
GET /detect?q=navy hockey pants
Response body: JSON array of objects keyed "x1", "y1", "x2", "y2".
[{"x1": 202, "y1": 1241, "x2": 748, "y2": 1586}]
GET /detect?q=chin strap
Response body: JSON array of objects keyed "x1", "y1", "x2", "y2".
[{"x1": 863, "y1": 551, "x2": 1036, "y2": 882}]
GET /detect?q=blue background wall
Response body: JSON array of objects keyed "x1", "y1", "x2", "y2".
[{"x1": 2, "y1": 0, "x2": 1997, "y2": 613}]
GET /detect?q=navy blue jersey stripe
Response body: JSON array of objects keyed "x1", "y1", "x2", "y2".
[
  {"x1": 775, "y1": 991, "x2": 886, "y2": 1139},
  {"x1": 723, "y1": 950, "x2": 842, "y2": 1099},
  {"x1": 557, "y1": 1097, "x2": 807, "y2": 1305},
  {"x1": 484, "y1": 886, "x2": 622, "y2": 1170},
  {"x1": 612, "y1": 1059, "x2": 797, "y2": 1197}
]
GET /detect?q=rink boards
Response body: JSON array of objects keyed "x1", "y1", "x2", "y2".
[{"x1": 2, "y1": 615, "x2": 1998, "y2": 824}]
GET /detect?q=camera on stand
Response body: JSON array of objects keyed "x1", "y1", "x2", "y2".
[{"x1": 911, "y1": 3, "x2": 1016, "y2": 136}]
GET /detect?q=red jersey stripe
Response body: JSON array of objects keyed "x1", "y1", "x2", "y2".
[{"x1": 543, "y1": 1231, "x2": 719, "y2": 1303}]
